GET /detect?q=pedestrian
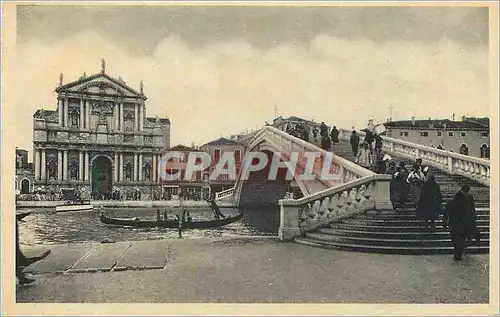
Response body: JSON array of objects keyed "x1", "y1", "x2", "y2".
[
  {"x1": 320, "y1": 122, "x2": 328, "y2": 138},
  {"x1": 386, "y1": 161, "x2": 397, "y2": 206},
  {"x1": 178, "y1": 191, "x2": 186, "y2": 238},
  {"x1": 321, "y1": 135, "x2": 331, "y2": 150},
  {"x1": 443, "y1": 185, "x2": 480, "y2": 261},
  {"x1": 350, "y1": 130, "x2": 360, "y2": 157},
  {"x1": 330, "y1": 126, "x2": 339, "y2": 144},
  {"x1": 416, "y1": 174, "x2": 442, "y2": 231},
  {"x1": 407, "y1": 162, "x2": 426, "y2": 206},
  {"x1": 312, "y1": 128, "x2": 318, "y2": 142},
  {"x1": 374, "y1": 134, "x2": 383, "y2": 162},
  {"x1": 355, "y1": 141, "x2": 373, "y2": 170},
  {"x1": 377, "y1": 154, "x2": 391, "y2": 174},
  {"x1": 392, "y1": 162, "x2": 410, "y2": 210}
]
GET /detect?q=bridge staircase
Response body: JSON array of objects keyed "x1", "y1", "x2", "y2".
[{"x1": 293, "y1": 138, "x2": 490, "y2": 254}]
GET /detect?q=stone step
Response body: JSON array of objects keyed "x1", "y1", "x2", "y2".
[
  {"x1": 304, "y1": 232, "x2": 490, "y2": 248},
  {"x1": 362, "y1": 213, "x2": 490, "y2": 221},
  {"x1": 317, "y1": 227, "x2": 490, "y2": 240},
  {"x1": 330, "y1": 223, "x2": 490, "y2": 233},
  {"x1": 294, "y1": 237, "x2": 489, "y2": 255},
  {"x1": 343, "y1": 218, "x2": 490, "y2": 227}
]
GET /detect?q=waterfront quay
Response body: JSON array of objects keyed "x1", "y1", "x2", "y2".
[{"x1": 17, "y1": 237, "x2": 488, "y2": 303}]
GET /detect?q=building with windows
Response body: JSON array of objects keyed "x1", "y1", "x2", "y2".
[
  {"x1": 162, "y1": 144, "x2": 210, "y2": 200},
  {"x1": 15, "y1": 148, "x2": 34, "y2": 195},
  {"x1": 382, "y1": 116, "x2": 490, "y2": 158},
  {"x1": 200, "y1": 137, "x2": 245, "y2": 195},
  {"x1": 32, "y1": 60, "x2": 171, "y2": 200}
]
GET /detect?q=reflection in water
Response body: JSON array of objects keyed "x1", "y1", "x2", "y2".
[{"x1": 17, "y1": 207, "x2": 280, "y2": 245}]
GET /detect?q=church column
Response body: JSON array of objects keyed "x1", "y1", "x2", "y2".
[
  {"x1": 134, "y1": 104, "x2": 138, "y2": 131},
  {"x1": 40, "y1": 150, "x2": 46, "y2": 181},
  {"x1": 57, "y1": 150, "x2": 63, "y2": 181},
  {"x1": 58, "y1": 98, "x2": 63, "y2": 127},
  {"x1": 79, "y1": 151, "x2": 84, "y2": 181},
  {"x1": 34, "y1": 150, "x2": 40, "y2": 181},
  {"x1": 80, "y1": 99, "x2": 84, "y2": 130},
  {"x1": 84, "y1": 152, "x2": 90, "y2": 182},
  {"x1": 119, "y1": 153, "x2": 124, "y2": 182},
  {"x1": 114, "y1": 104, "x2": 119, "y2": 131},
  {"x1": 120, "y1": 103, "x2": 124, "y2": 131},
  {"x1": 157, "y1": 153, "x2": 162, "y2": 183},
  {"x1": 85, "y1": 100, "x2": 91, "y2": 130},
  {"x1": 64, "y1": 98, "x2": 69, "y2": 128},
  {"x1": 139, "y1": 104, "x2": 143, "y2": 131},
  {"x1": 138, "y1": 153, "x2": 143, "y2": 181},
  {"x1": 63, "y1": 150, "x2": 68, "y2": 181},
  {"x1": 114, "y1": 152, "x2": 119, "y2": 182},
  {"x1": 152, "y1": 154, "x2": 157, "y2": 183},
  {"x1": 133, "y1": 153, "x2": 138, "y2": 182}
]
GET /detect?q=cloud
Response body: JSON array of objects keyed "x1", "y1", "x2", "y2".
[{"x1": 15, "y1": 31, "x2": 488, "y2": 156}]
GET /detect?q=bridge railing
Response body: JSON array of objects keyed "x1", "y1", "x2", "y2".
[
  {"x1": 278, "y1": 174, "x2": 393, "y2": 241},
  {"x1": 338, "y1": 129, "x2": 490, "y2": 186},
  {"x1": 215, "y1": 187, "x2": 235, "y2": 201},
  {"x1": 215, "y1": 126, "x2": 377, "y2": 202},
  {"x1": 250, "y1": 126, "x2": 375, "y2": 181}
]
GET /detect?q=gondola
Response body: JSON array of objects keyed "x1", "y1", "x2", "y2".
[
  {"x1": 16, "y1": 212, "x2": 32, "y2": 221},
  {"x1": 99, "y1": 211, "x2": 243, "y2": 229},
  {"x1": 55, "y1": 189, "x2": 93, "y2": 212}
]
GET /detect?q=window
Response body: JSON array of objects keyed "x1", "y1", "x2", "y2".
[
  {"x1": 481, "y1": 131, "x2": 489, "y2": 137},
  {"x1": 460, "y1": 131, "x2": 467, "y2": 137},
  {"x1": 448, "y1": 131, "x2": 454, "y2": 137},
  {"x1": 400, "y1": 131, "x2": 408, "y2": 137},
  {"x1": 437, "y1": 131, "x2": 442, "y2": 137},
  {"x1": 480, "y1": 144, "x2": 490, "y2": 159},
  {"x1": 214, "y1": 149, "x2": 221, "y2": 163},
  {"x1": 419, "y1": 131, "x2": 429, "y2": 137},
  {"x1": 459, "y1": 144, "x2": 469, "y2": 156}
]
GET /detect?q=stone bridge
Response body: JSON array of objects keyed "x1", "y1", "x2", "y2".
[{"x1": 216, "y1": 123, "x2": 491, "y2": 252}]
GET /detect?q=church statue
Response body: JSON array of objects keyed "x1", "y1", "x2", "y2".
[
  {"x1": 47, "y1": 158, "x2": 57, "y2": 180},
  {"x1": 101, "y1": 58, "x2": 106, "y2": 73},
  {"x1": 71, "y1": 113, "x2": 79, "y2": 128},
  {"x1": 59, "y1": 73, "x2": 63, "y2": 86},
  {"x1": 140, "y1": 80, "x2": 144, "y2": 94},
  {"x1": 144, "y1": 164, "x2": 151, "y2": 181},
  {"x1": 125, "y1": 163, "x2": 132, "y2": 181},
  {"x1": 70, "y1": 160, "x2": 79, "y2": 180}
]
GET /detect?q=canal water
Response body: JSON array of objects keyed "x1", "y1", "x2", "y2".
[{"x1": 17, "y1": 207, "x2": 280, "y2": 245}]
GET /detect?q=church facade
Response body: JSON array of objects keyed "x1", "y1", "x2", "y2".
[{"x1": 32, "y1": 61, "x2": 170, "y2": 199}]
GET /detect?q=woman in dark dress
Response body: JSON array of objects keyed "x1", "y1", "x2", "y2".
[{"x1": 416, "y1": 175, "x2": 442, "y2": 230}]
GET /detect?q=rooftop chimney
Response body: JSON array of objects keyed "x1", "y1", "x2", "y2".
[
  {"x1": 411, "y1": 116, "x2": 416, "y2": 126},
  {"x1": 452, "y1": 113, "x2": 455, "y2": 121}
]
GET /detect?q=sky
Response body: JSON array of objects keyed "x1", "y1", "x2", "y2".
[{"x1": 15, "y1": 5, "x2": 490, "y2": 155}]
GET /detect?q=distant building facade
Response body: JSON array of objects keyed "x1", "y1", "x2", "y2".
[
  {"x1": 200, "y1": 137, "x2": 245, "y2": 195},
  {"x1": 383, "y1": 116, "x2": 490, "y2": 159},
  {"x1": 15, "y1": 148, "x2": 34, "y2": 195},
  {"x1": 32, "y1": 61, "x2": 171, "y2": 199},
  {"x1": 162, "y1": 145, "x2": 209, "y2": 200}
]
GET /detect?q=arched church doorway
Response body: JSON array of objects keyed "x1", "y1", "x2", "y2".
[
  {"x1": 91, "y1": 156, "x2": 113, "y2": 199},
  {"x1": 21, "y1": 179, "x2": 30, "y2": 194}
]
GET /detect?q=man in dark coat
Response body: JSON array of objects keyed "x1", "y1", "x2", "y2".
[
  {"x1": 349, "y1": 131, "x2": 360, "y2": 157},
  {"x1": 416, "y1": 175, "x2": 442, "y2": 230},
  {"x1": 330, "y1": 126, "x2": 339, "y2": 144},
  {"x1": 443, "y1": 185, "x2": 480, "y2": 261},
  {"x1": 320, "y1": 122, "x2": 328, "y2": 138}
]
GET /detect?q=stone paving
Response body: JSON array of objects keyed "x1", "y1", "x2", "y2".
[{"x1": 16, "y1": 237, "x2": 489, "y2": 304}]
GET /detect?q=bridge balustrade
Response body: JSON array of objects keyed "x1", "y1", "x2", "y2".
[{"x1": 338, "y1": 129, "x2": 490, "y2": 186}]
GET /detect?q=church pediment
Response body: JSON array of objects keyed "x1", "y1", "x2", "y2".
[{"x1": 56, "y1": 73, "x2": 146, "y2": 100}]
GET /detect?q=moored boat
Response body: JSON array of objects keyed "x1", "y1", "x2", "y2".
[
  {"x1": 56, "y1": 202, "x2": 94, "y2": 212},
  {"x1": 55, "y1": 188, "x2": 94, "y2": 212},
  {"x1": 100, "y1": 211, "x2": 243, "y2": 229}
]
